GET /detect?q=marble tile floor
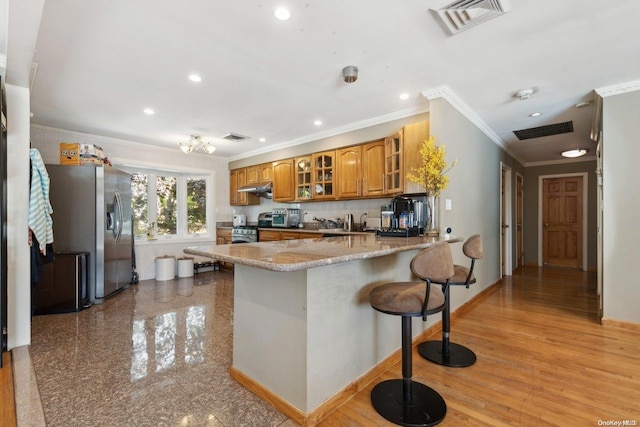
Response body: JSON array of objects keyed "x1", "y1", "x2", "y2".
[{"x1": 21, "y1": 271, "x2": 298, "y2": 427}]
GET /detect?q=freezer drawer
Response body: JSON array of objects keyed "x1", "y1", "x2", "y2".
[{"x1": 34, "y1": 252, "x2": 89, "y2": 315}]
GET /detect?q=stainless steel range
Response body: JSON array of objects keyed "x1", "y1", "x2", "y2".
[{"x1": 231, "y1": 226, "x2": 258, "y2": 243}]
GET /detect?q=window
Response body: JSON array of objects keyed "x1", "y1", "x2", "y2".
[{"x1": 129, "y1": 168, "x2": 212, "y2": 241}]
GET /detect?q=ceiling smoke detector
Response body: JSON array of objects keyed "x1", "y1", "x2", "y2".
[
  {"x1": 515, "y1": 89, "x2": 534, "y2": 100},
  {"x1": 342, "y1": 66, "x2": 358, "y2": 83}
]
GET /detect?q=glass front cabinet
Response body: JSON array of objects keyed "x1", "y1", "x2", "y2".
[
  {"x1": 312, "y1": 151, "x2": 336, "y2": 200},
  {"x1": 295, "y1": 156, "x2": 313, "y2": 201}
]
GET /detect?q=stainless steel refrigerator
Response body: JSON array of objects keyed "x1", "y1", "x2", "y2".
[{"x1": 47, "y1": 164, "x2": 132, "y2": 303}]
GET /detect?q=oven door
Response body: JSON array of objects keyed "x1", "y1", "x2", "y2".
[{"x1": 271, "y1": 214, "x2": 286, "y2": 228}]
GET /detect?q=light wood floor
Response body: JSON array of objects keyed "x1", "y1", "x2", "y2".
[
  {"x1": 0, "y1": 351, "x2": 16, "y2": 427},
  {"x1": 319, "y1": 266, "x2": 640, "y2": 426}
]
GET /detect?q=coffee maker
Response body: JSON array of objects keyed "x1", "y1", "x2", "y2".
[{"x1": 378, "y1": 195, "x2": 427, "y2": 236}]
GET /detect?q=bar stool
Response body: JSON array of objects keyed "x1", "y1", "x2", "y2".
[
  {"x1": 368, "y1": 242, "x2": 454, "y2": 426},
  {"x1": 418, "y1": 234, "x2": 483, "y2": 368}
]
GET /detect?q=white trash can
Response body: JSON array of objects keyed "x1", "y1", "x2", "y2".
[
  {"x1": 155, "y1": 256, "x2": 176, "y2": 281},
  {"x1": 177, "y1": 257, "x2": 194, "y2": 278}
]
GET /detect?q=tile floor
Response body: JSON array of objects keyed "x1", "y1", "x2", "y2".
[{"x1": 27, "y1": 271, "x2": 296, "y2": 427}]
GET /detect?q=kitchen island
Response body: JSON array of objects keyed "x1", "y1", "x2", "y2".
[{"x1": 184, "y1": 234, "x2": 461, "y2": 424}]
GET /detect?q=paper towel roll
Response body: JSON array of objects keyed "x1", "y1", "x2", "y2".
[
  {"x1": 177, "y1": 257, "x2": 194, "y2": 278},
  {"x1": 155, "y1": 256, "x2": 176, "y2": 281}
]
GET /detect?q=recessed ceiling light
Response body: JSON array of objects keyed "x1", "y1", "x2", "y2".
[
  {"x1": 188, "y1": 74, "x2": 202, "y2": 83},
  {"x1": 143, "y1": 108, "x2": 155, "y2": 115},
  {"x1": 529, "y1": 112, "x2": 542, "y2": 117},
  {"x1": 274, "y1": 7, "x2": 291, "y2": 20},
  {"x1": 314, "y1": 120, "x2": 322, "y2": 126},
  {"x1": 259, "y1": 137, "x2": 266, "y2": 143},
  {"x1": 561, "y1": 149, "x2": 588, "y2": 158},
  {"x1": 399, "y1": 93, "x2": 410, "y2": 100}
]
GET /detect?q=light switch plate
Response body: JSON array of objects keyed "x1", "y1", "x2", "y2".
[{"x1": 445, "y1": 199, "x2": 452, "y2": 210}]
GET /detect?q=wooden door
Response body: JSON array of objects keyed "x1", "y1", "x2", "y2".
[
  {"x1": 543, "y1": 176, "x2": 583, "y2": 269},
  {"x1": 337, "y1": 146, "x2": 362, "y2": 199},
  {"x1": 259, "y1": 163, "x2": 273, "y2": 183},
  {"x1": 272, "y1": 160, "x2": 295, "y2": 202},
  {"x1": 516, "y1": 174, "x2": 523, "y2": 269},
  {"x1": 361, "y1": 140, "x2": 385, "y2": 197},
  {"x1": 384, "y1": 131, "x2": 403, "y2": 194}
]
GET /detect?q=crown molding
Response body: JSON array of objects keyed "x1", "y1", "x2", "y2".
[
  {"x1": 421, "y1": 85, "x2": 526, "y2": 165},
  {"x1": 594, "y1": 79, "x2": 640, "y2": 98},
  {"x1": 229, "y1": 104, "x2": 430, "y2": 161}
]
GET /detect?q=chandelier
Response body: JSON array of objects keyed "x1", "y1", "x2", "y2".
[{"x1": 179, "y1": 135, "x2": 216, "y2": 154}]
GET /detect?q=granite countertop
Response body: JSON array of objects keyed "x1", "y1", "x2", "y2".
[{"x1": 184, "y1": 234, "x2": 461, "y2": 272}]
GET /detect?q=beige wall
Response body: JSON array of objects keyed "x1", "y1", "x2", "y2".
[{"x1": 601, "y1": 90, "x2": 640, "y2": 323}]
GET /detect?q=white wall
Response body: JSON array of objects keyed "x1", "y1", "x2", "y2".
[
  {"x1": 6, "y1": 84, "x2": 31, "y2": 348},
  {"x1": 601, "y1": 90, "x2": 640, "y2": 324},
  {"x1": 30, "y1": 125, "x2": 229, "y2": 280}
]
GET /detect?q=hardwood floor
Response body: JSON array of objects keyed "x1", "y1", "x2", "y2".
[
  {"x1": 319, "y1": 267, "x2": 640, "y2": 426},
  {"x1": 0, "y1": 351, "x2": 17, "y2": 427},
  {"x1": 1, "y1": 267, "x2": 638, "y2": 426}
]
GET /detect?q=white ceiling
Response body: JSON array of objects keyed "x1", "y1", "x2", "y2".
[{"x1": 5, "y1": 0, "x2": 640, "y2": 164}]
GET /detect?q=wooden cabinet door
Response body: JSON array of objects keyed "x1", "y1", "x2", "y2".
[
  {"x1": 281, "y1": 231, "x2": 301, "y2": 240},
  {"x1": 246, "y1": 166, "x2": 260, "y2": 185},
  {"x1": 273, "y1": 160, "x2": 295, "y2": 202},
  {"x1": 298, "y1": 232, "x2": 319, "y2": 240},
  {"x1": 384, "y1": 130, "x2": 404, "y2": 195},
  {"x1": 362, "y1": 140, "x2": 385, "y2": 197},
  {"x1": 259, "y1": 163, "x2": 273, "y2": 183},
  {"x1": 259, "y1": 230, "x2": 281, "y2": 242},
  {"x1": 230, "y1": 168, "x2": 259, "y2": 206},
  {"x1": 312, "y1": 151, "x2": 336, "y2": 200},
  {"x1": 403, "y1": 120, "x2": 430, "y2": 194},
  {"x1": 337, "y1": 146, "x2": 362, "y2": 199},
  {"x1": 294, "y1": 156, "x2": 313, "y2": 201}
]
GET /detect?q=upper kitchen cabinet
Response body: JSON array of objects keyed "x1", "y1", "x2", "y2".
[
  {"x1": 294, "y1": 156, "x2": 313, "y2": 201},
  {"x1": 384, "y1": 130, "x2": 404, "y2": 195},
  {"x1": 402, "y1": 120, "x2": 430, "y2": 194},
  {"x1": 247, "y1": 163, "x2": 273, "y2": 185},
  {"x1": 272, "y1": 159, "x2": 295, "y2": 202},
  {"x1": 312, "y1": 151, "x2": 336, "y2": 200},
  {"x1": 337, "y1": 140, "x2": 386, "y2": 199},
  {"x1": 230, "y1": 168, "x2": 260, "y2": 206}
]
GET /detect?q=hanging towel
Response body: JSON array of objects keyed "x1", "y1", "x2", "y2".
[{"x1": 29, "y1": 148, "x2": 54, "y2": 254}]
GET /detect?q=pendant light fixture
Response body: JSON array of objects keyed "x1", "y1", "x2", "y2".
[{"x1": 179, "y1": 135, "x2": 216, "y2": 154}]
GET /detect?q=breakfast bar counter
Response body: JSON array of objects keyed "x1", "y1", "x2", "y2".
[{"x1": 184, "y1": 234, "x2": 461, "y2": 423}]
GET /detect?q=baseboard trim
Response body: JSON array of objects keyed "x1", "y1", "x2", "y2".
[
  {"x1": 230, "y1": 279, "x2": 503, "y2": 426},
  {"x1": 601, "y1": 318, "x2": 640, "y2": 331}
]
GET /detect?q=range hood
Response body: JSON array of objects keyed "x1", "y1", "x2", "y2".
[{"x1": 237, "y1": 182, "x2": 273, "y2": 198}]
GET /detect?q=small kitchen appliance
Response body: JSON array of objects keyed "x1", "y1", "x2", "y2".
[
  {"x1": 257, "y1": 212, "x2": 273, "y2": 228},
  {"x1": 232, "y1": 213, "x2": 247, "y2": 227},
  {"x1": 344, "y1": 214, "x2": 353, "y2": 231},
  {"x1": 272, "y1": 208, "x2": 301, "y2": 228}
]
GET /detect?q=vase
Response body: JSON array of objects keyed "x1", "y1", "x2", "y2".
[{"x1": 425, "y1": 194, "x2": 439, "y2": 237}]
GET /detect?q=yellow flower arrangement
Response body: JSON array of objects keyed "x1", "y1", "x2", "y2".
[{"x1": 406, "y1": 137, "x2": 457, "y2": 196}]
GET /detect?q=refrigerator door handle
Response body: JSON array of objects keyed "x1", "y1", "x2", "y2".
[
  {"x1": 113, "y1": 192, "x2": 122, "y2": 242},
  {"x1": 116, "y1": 191, "x2": 124, "y2": 241}
]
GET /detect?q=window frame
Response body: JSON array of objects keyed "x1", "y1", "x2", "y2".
[{"x1": 120, "y1": 165, "x2": 214, "y2": 244}]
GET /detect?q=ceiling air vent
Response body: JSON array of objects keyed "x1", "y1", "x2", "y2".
[
  {"x1": 513, "y1": 121, "x2": 574, "y2": 141},
  {"x1": 222, "y1": 133, "x2": 249, "y2": 141},
  {"x1": 431, "y1": 0, "x2": 511, "y2": 35}
]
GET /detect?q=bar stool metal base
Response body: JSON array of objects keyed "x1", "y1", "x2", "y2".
[
  {"x1": 371, "y1": 379, "x2": 446, "y2": 426},
  {"x1": 418, "y1": 341, "x2": 476, "y2": 368}
]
